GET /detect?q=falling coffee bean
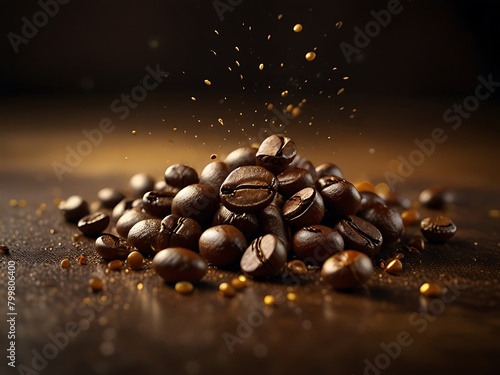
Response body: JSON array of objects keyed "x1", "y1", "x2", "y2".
[
  {"x1": 256, "y1": 134, "x2": 297, "y2": 174},
  {"x1": 164, "y1": 164, "x2": 199, "y2": 189}
]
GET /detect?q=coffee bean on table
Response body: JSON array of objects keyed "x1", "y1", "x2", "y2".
[
  {"x1": 315, "y1": 162, "x2": 344, "y2": 179},
  {"x1": 153, "y1": 247, "x2": 208, "y2": 283},
  {"x1": 95, "y1": 234, "x2": 131, "y2": 260},
  {"x1": 199, "y1": 225, "x2": 248, "y2": 266},
  {"x1": 220, "y1": 166, "x2": 278, "y2": 214},
  {"x1": 282, "y1": 187, "x2": 325, "y2": 228},
  {"x1": 127, "y1": 218, "x2": 162, "y2": 255},
  {"x1": 129, "y1": 173, "x2": 156, "y2": 198},
  {"x1": 256, "y1": 134, "x2": 297, "y2": 174},
  {"x1": 258, "y1": 204, "x2": 291, "y2": 251},
  {"x1": 357, "y1": 202, "x2": 404, "y2": 244},
  {"x1": 321, "y1": 250, "x2": 374, "y2": 290},
  {"x1": 164, "y1": 164, "x2": 199, "y2": 189},
  {"x1": 420, "y1": 216, "x2": 457, "y2": 243},
  {"x1": 142, "y1": 190, "x2": 176, "y2": 218},
  {"x1": 277, "y1": 168, "x2": 314, "y2": 198},
  {"x1": 111, "y1": 198, "x2": 141, "y2": 223},
  {"x1": 97, "y1": 188, "x2": 125, "y2": 209},
  {"x1": 171, "y1": 184, "x2": 219, "y2": 228},
  {"x1": 334, "y1": 215, "x2": 383, "y2": 258},
  {"x1": 156, "y1": 214, "x2": 203, "y2": 251},
  {"x1": 199, "y1": 161, "x2": 230, "y2": 190},
  {"x1": 212, "y1": 206, "x2": 259, "y2": 241},
  {"x1": 224, "y1": 146, "x2": 257, "y2": 171},
  {"x1": 77, "y1": 212, "x2": 110, "y2": 237},
  {"x1": 240, "y1": 234, "x2": 287, "y2": 278},
  {"x1": 115, "y1": 208, "x2": 153, "y2": 238},
  {"x1": 419, "y1": 186, "x2": 454, "y2": 209},
  {"x1": 58, "y1": 195, "x2": 90, "y2": 223},
  {"x1": 292, "y1": 225, "x2": 344, "y2": 265},
  {"x1": 318, "y1": 177, "x2": 361, "y2": 217}
]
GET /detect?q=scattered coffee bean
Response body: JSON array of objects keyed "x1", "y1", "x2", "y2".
[
  {"x1": 58, "y1": 195, "x2": 90, "y2": 223},
  {"x1": 199, "y1": 161, "x2": 230, "y2": 190},
  {"x1": 256, "y1": 134, "x2": 297, "y2": 174},
  {"x1": 282, "y1": 187, "x2": 325, "y2": 228},
  {"x1": 292, "y1": 225, "x2": 344, "y2": 264},
  {"x1": 240, "y1": 234, "x2": 287, "y2": 278},
  {"x1": 315, "y1": 162, "x2": 344, "y2": 179},
  {"x1": 128, "y1": 173, "x2": 156, "y2": 198},
  {"x1": 171, "y1": 184, "x2": 219, "y2": 228},
  {"x1": 175, "y1": 281, "x2": 194, "y2": 295},
  {"x1": 212, "y1": 206, "x2": 259, "y2": 241},
  {"x1": 97, "y1": 188, "x2": 125, "y2": 209},
  {"x1": 277, "y1": 168, "x2": 314, "y2": 198},
  {"x1": 111, "y1": 198, "x2": 140, "y2": 223},
  {"x1": 220, "y1": 166, "x2": 278, "y2": 214},
  {"x1": 263, "y1": 295, "x2": 276, "y2": 306},
  {"x1": 287, "y1": 259, "x2": 308, "y2": 275},
  {"x1": 384, "y1": 259, "x2": 403, "y2": 275},
  {"x1": 95, "y1": 234, "x2": 131, "y2": 260},
  {"x1": 419, "y1": 282, "x2": 444, "y2": 298},
  {"x1": 401, "y1": 208, "x2": 421, "y2": 227},
  {"x1": 230, "y1": 275, "x2": 248, "y2": 290},
  {"x1": 153, "y1": 247, "x2": 207, "y2": 283},
  {"x1": 89, "y1": 277, "x2": 104, "y2": 292},
  {"x1": 318, "y1": 177, "x2": 361, "y2": 217},
  {"x1": 419, "y1": 186, "x2": 454, "y2": 209},
  {"x1": 156, "y1": 214, "x2": 203, "y2": 252},
  {"x1": 224, "y1": 146, "x2": 258, "y2": 171},
  {"x1": 126, "y1": 251, "x2": 145, "y2": 270},
  {"x1": 199, "y1": 225, "x2": 248, "y2": 267},
  {"x1": 115, "y1": 208, "x2": 153, "y2": 238},
  {"x1": 127, "y1": 219, "x2": 162, "y2": 255},
  {"x1": 77, "y1": 212, "x2": 110, "y2": 237},
  {"x1": 61, "y1": 258, "x2": 71, "y2": 268},
  {"x1": 420, "y1": 216, "x2": 457, "y2": 243},
  {"x1": 108, "y1": 259, "x2": 123, "y2": 271},
  {"x1": 358, "y1": 203, "x2": 404, "y2": 245},
  {"x1": 164, "y1": 164, "x2": 199, "y2": 189},
  {"x1": 77, "y1": 255, "x2": 87, "y2": 266},
  {"x1": 321, "y1": 250, "x2": 373, "y2": 290},
  {"x1": 334, "y1": 216, "x2": 383, "y2": 258},
  {"x1": 407, "y1": 236, "x2": 425, "y2": 251},
  {"x1": 142, "y1": 190, "x2": 176, "y2": 218},
  {"x1": 219, "y1": 282, "x2": 236, "y2": 298}
]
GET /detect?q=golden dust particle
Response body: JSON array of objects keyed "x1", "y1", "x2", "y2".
[
  {"x1": 337, "y1": 88, "x2": 345, "y2": 95},
  {"x1": 375, "y1": 183, "x2": 390, "y2": 196},
  {"x1": 8, "y1": 199, "x2": 18, "y2": 207},
  {"x1": 281, "y1": 90, "x2": 289, "y2": 97},
  {"x1": 489, "y1": 209, "x2": 500, "y2": 218},
  {"x1": 219, "y1": 282, "x2": 236, "y2": 298},
  {"x1": 214, "y1": 30, "x2": 219, "y2": 35},
  {"x1": 280, "y1": 63, "x2": 284, "y2": 68},
  {"x1": 235, "y1": 46, "x2": 240, "y2": 52},
  {"x1": 231, "y1": 277, "x2": 247, "y2": 290},
  {"x1": 278, "y1": 13, "x2": 283, "y2": 20},
  {"x1": 332, "y1": 67, "x2": 338, "y2": 71},
  {"x1": 263, "y1": 295, "x2": 276, "y2": 306},
  {"x1": 343, "y1": 76, "x2": 349, "y2": 80},
  {"x1": 18, "y1": 200, "x2": 27, "y2": 208},
  {"x1": 175, "y1": 281, "x2": 194, "y2": 295},
  {"x1": 352, "y1": 108, "x2": 358, "y2": 112},
  {"x1": 218, "y1": 118, "x2": 224, "y2": 126},
  {"x1": 287, "y1": 292, "x2": 297, "y2": 302},
  {"x1": 354, "y1": 181, "x2": 375, "y2": 193},
  {"x1": 286, "y1": 104, "x2": 294, "y2": 113},
  {"x1": 335, "y1": 21, "x2": 343, "y2": 29},
  {"x1": 108, "y1": 260, "x2": 123, "y2": 271},
  {"x1": 259, "y1": 63, "x2": 264, "y2": 71},
  {"x1": 131, "y1": 130, "x2": 137, "y2": 135},
  {"x1": 89, "y1": 278, "x2": 104, "y2": 292},
  {"x1": 136, "y1": 282, "x2": 144, "y2": 291},
  {"x1": 77, "y1": 255, "x2": 87, "y2": 266},
  {"x1": 308, "y1": 122, "x2": 313, "y2": 126},
  {"x1": 101, "y1": 295, "x2": 108, "y2": 302},
  {"x1": 239, "y1": 74, "x2": 243, "y2": 80},
  {"x1": 61, "y1": 258, "x2": 71, "y2": 268},
  {"x1": 204, "y1": 79, "x2": 212, "y2": 86},
  {"x1": 292, "y1": 107, "x2": 301, "y2": 118},
  {"x1": 267, "y1": 103, "x2": 274, "y2": 110},
  {"x1": 267, "y1": 34, "x2": 271, "y2": 40},
  {"x1": 49, "y1": 229, "x2": 56, "y2": 235},
  {"x1": 385, "y1": 259, "x2": 403, "y2": 275},
  {"x1": 191, "y1": 97, "x2": 197, "y2": 101},
  {"x1": 339, "y1": 106, "x2": 345, "y2": 111},
  {"x1": 235, "y1": 60, "x2": 240, "y2": 67},
  {"x1": 293, "y1": 24, "x2": 303, "y2": 33},
  {"x1": 172, "y1": 127, "x2": 177, "y2": 131},
  {"x1": 305, "y1": 51, "x2": 316, "y2": 61},
  {"x1": 419, "y1": 283, "x2": 444, "y2": 298}
]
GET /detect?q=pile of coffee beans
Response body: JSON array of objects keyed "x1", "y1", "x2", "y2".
[{"x1": 58, "y1": 134, "x2": 457, "y2": 292}]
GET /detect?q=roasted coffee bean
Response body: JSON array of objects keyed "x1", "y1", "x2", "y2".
[
  {"x1": 156, "y1": 214, "x2": 203, "y2": 251},
  {"x1": 282, "y1": 187, "x2": 325, "y2": 228},
  {"x1": 292, "y1": 225, "x2": 344, "y2": 264},
  {"x1": 126, "y1": 251, "x2": 145, "y2": 270},
  {"x1": 127, "y1": 218, "x2": 162, "y2": 255},
  {"x1": 287, "y1": 259, "x2": 308, "y2": 275},
  {"x1": 354, "y1": 181, "x2": 375, "y2": 193},
  {"x1": 212, "y1": 206, "x2": 259, "y2": 240},
  {"x1": 381, "y1": 191, "x2": 411, "y2": 211},
  {"x1": 321, "y1": 250, "x2": 373, "y2": 289},
  {"x1": 153, "y1": 247, "x2": 208, "y2": 283},
  {"x1": 419, "y1": 186, "x2": 454, "y2": 209},
  {"x1": 111, "y1": 198, "x2": 142, "y2": 223},
  {"x1": 315, "y1": 162, "x2": 344, "y2": 179},
  {"x1": 97, "y1": 188, "x2": 125, "y2": 209},
  {"x1": 359, "y1": 191, "x2": 386, "y2": 211},
  {"x1": 240, "y1": 234, "x2": 287, "y2": 278},
  {"x1": 334, "y1": 216, "x2": 383, "y2": 258},
  {"x1": 199, "y1": 225, "x2": 248, "y2": 266},
  {"x1": 407, "y1": 236, "x2": 425, "y2": 251},
  {"x1": 115, "y1": 208, "x2": 153, "y2": 238},
  {"x1": 258, "y1": 204, "x2": 291, "y2": 251},
  {"x1": 95, "y1": 234, "x2": 131, "y2": 260},
  {"x1": 220, "y1": 166, "x2": 278, "y2": 214},
  {"x1": 420, "y1": 216, "x2": 457, "y2": 243},
  {"x1": 77, "y1": 212, "x2": 110, "y2": 237},
  {"x1": 288, "y1": 155, "x2": 318, "y2": 181},
  {"x1": 142, "y1": 190, "x2": 176, "y2": 218},
  {"x1": 58, "y1": 195, "x2": 90, "y2": 223},
  {"x1": 358, "y1": 203, "x2": 404, "y2": 244},
  {"x1": 318, "y1": 177, "x2": 361, "y2": 217},
  {"x1": 199, "y1": 161, "x2": 230, "y2": 190},
  {"x1": 164, "y1": 164, "x2": 199, "y2": 189},
  {"x1": 256, "y1": 134, "x2": 297, "y2": 174},
  {"x1": 401, "y1": 208, "x2": 421, "y2": 227},
  {"x1": 419, "y1": 282, "x2": 444, "y2": 298},
  {"x1": 171, "y1": 184, "x2": 219, "y2": 228},
  {"x1": 277, "y1": 168, "x2": 314, "y2": 198},
  {"x1": 224, "y1": 146, "x2": 257, "y2": 171},
  {"x1": 129, "y1": 173, "x2": 156, "y2": 198}
]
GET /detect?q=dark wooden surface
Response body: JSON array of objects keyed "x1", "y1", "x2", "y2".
[{"x1": 0, "y1": 96, "x2": 499, "y2": 375}]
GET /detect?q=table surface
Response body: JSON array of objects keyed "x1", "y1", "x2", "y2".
[{"x1": 0, "y1": 95, "x2": 499, "y2": 375}]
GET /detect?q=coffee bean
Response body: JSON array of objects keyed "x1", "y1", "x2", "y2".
[
  {"x1": 199, "y1": 225, "x2": 248, "y2": 266},
  {"x1": 224, "y1": 146, "x2": 257, "y2": 171},
  {"x1": 77, "y1": 212, "x2": 110, "y2": 237},
  {"x1": 401, "y1": 208, "x2": 421, "y2": 227},
  {"x1": 381, "y1": 191, "x2": 411, "y2": 211},
  {"x1": 111, "y1": 198, "x2": 141, "y2": 223},
  {"x1": 318, "y1": 177, "x2": 361, "y2": 217},
  {"x1": 258, "y1": 204, "x2": 291, "y2": 251},
  {"x1": 384, "y1": 259, "x2": 403, "y2": 275},
  {"x1": 277, "y1": 168, "x2": 314, "y2": 198},
  {"x1": 142, "y1": 190, "x2": 176, "y2": 218},
  {"x1": 58, "y1": 195, "x2": 90, "y2": 223},
  {"x1": 419, "y1": 282, "x2": 444, "y2": 298},
  {"x1": 256, "y1": 134, "x2": 297, "y2": 174},
  {"x1": 287, "y1": 259, "x2": 308, "y2": 275},
  {"x1": 164, "y1": 164, "x2": 199, "y2": 189},
  {"x1": 315, "y1": 162, "x2": 344, "y2": 179},
  {"x1": 420, "y1": 216, "x2": 457, "y2": 243},
  {"x1": 129, "y1": 173, "x2": 156, "y2": 198},
  {"x1": 220, "y1": 166, "x2": 278, "y2": 214},
  {"x1": 292, "y1": 225, "x2": 344, "y2": 264},
  {"x1": 115, "y1": 208, "x2": 153, "y2": 238},
  {"x1": 282, "y1": 187, "x2": 325, "y2": 228},
  {"x1": 288, "y1": 155, "x2": 318, "y2": 181},
  {"x1": 156, "y1": 214, "x2": 203, "y2": 251},
  {"x1": 127, "y1": 218, "x2": 162, "y2": 255},
  {"x1": 212, "y1": 205, "x2": 259, "y2": 241},
  {"x1": 199, "y1": 161, "x2": 230, "y2": 190},
  {"x1": 359, "y1": 191, "x2": 386, "y2": 211},
  {"x1": 407, "y1": 236, "x2": 425, "y2": 251},
  {"x1": 334, "y1": 215, "x2": 383, "y2": 258},
  {"x1": 126, "y1": 250, "x2": 145, "y2": 270},
  {"x1": 153, "y1": 247, "x2": 208, "y2": 283},
  {"x1": 240, "y1": 234, "x2": 287, "y2": 278},
  {"x1": 97, "y1": 188, "x2": 125, "y2": 209},
  {"x1": 357, "y1": 202, "x2": 404, "y2": 245},
  {"x1": 171, "y1": 184, "x2": 219, "y2": 228},
  {"x1": 95, "y1": 234, "x2": 131, "y2": 260},
  {"x1": 321, "y1": 250, "x2": 373, "y2": 289},
  {"x1": 419, "y1": 186, "x2": 454, "y2": 209}
]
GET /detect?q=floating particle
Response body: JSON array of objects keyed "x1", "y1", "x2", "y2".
[
  {"x1": 131, "y1": 130, "x2": 137, "y2": 135},
  {"x1": 280, "y1": 63, "x2": 284, "y2": 68},
  {"x1": 293, "y1": 24, "x2": 303, "y2": 33},
  {"x1": 281, "y1": 90, "x2": 289, "y2": 97},
  {"x1": 305, "y1": 51, "x2": 316, "y2": 61},
  {"x1": 210, "y1": 50, "x2": 217, "y2": 56},
  {"x1": 292, "y1": 107, "x2": 301, "y2": 117},
  {"x1": 191, "y1": 97, "x2": 197, "y2": 101},
  {"x1": 61, "y1": 259, "x2": 71, "y2": 268},
  {"x1": 259, "y1": 63, "x2": 264, "y2": 71},
  {"x1": 18, "y1": 200, "x2": 27, "y2": 208},
  {"x1": 214, "y1": 30, "x2": 219, "y2": 35},
  {"x1": 235, "y1": 46, "x2": 240, "y2": 52},
  {"x1": 148, "y1": 39, "x2": 159, "y2": 49},
  {"x1": 49, "y1": 229, "x2": 56, "y2": 234},
  {"x1": 278, "y1": 14, "x2": 283, "y2": 20},
  {"x1": 343, "y1": 76, "x2": 349, "y2": 80},
  {"x1": 231, "y1": 275, "x2": 247, "y2": 290},
  {"x1": 287, "y1": 292, "x2": 297, "y2": 301},
  {"x1": 267, "y1": 34, "x2": 271, "y2": 40},
  {"x1": 337, "y1": 88, "x2": 345, "y2": 95},
  {"x1": 204, "y1": 79, "x2": 212, "y2": 86},
  {"x1": 419, "y1": 283, "x2": 444, "y2": 298},
  {"x1": 264, "y1": 295, "x2": 275, "y2": 306},
  {"x1": 335, "y1": 21, "x2": 343, "y2": 29},
  {"x1": 489, "y1": 209, "x2": 500, "y2": 218},
  {"x1": 267, "y1": 103, "x2": 274, "y2": 110},
  {"x1": 8, "y1": 199, "x2": 17, "y2": 207},
  {"x1": 137, "y1": 282, "x2": 144, "y2": 291},
  {"x1": 77, "y1": 255, "x2": 87, "y2": 266},
  {"x1": 368, "y1": 148, "x2": 375, "y2": 155},
  {"x1": 172, "y1": 127, "x2": 177, "y2": 131},
  {"x1": 235, "y1": 60, "x2": 240, "y2": 67},
  {"x1": 210, "y1": 154, "x2": 217, "y2": 160},
  {"x1": 218, "y1": 118, "x2": 224, "y2": 125},
  {"x1": 286, "y1": 104, "x2": 294, "y2": 113}
]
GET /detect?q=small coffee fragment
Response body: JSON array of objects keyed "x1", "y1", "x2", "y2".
[
  {"x1": 219, "y1": 282, "x2": 236, "y2": 297},
  {"x1": 61, "y1": 258, "x2": 71, "y2": 268},
  {"x1": 385, "y1": 259, "x2": 403, "y2": 275},
  {"x1": 420, "y1": 216, "x2": 457, "y2": 243},
  {"x1": 126, "y1": 251, "x2": 145, "y2": 270},
  {"x1": 89, "y1": 277, "x2": 104, "y2": 292},
  {"x1": 419, "y1": 282, "x2": 444, "y2": 298},
  {"x1": 401, "y1": 209, "x2": 421, "y2": 227},
  {"x1": 108, "y1": 260, "x2": 123, "y2": 271},
  {"x1": 263, "y1": 295, "x2": 276, "y2": 306},
  {"x1": 175, "y1": 281, "x2": 194, "y2": 295},
  {"x1": 77, "y1": 255, "x2": 87, "y2": 266},
  {"x1": 287, "y1": 260, "x2": 308, "y2": 276},
  {"x1": 231, "y1": 275, "x2": 247, "y2": 290}
]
